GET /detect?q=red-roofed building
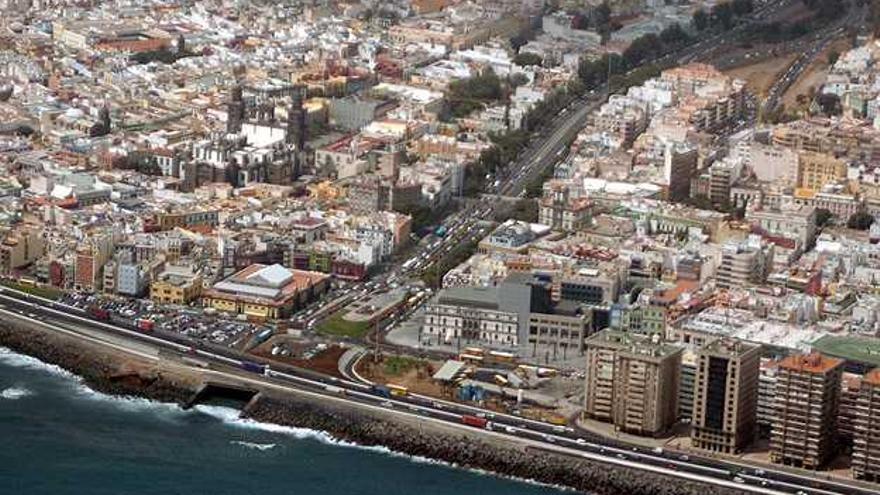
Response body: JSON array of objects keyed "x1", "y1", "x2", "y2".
[
  {"x1": 853, "y1": 369, "x2": 880, "y2": 481},
  {"x1": 770, "y1": 353, "x2": 844, "y2": 470},
  {"x1": 201, "y1": 264, "x2": 329, "y2": 320}
]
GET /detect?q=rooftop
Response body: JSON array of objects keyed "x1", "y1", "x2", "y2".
[{"x1": 778, "y1": 352, "x2": 843, "y2": 374}]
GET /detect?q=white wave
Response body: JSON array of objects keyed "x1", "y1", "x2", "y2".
[
  {"x1": 231, "y1": 440, "x2": 277, "y2": 451},
  {"x1": 0, "y1": 347, "x2": 185, "y2": 418},
  {"x1": 0, "y1": 347, "x2": 78, "y2": 380},
  {"x1": 193, "y1": 404, "x2": 397, "y2": 455},
  {"x1": 0, "y1": 349, "x2": 568, "y2": 491},
  {"x1": 192, "y1": 405, "x2": 570, "y2": 491},
  {"x1": 74, "y1": 386, "x2": 188, "y2": 417},
  {"x1": 0, "y1": 386, "x2": 33, "y2": 400}
]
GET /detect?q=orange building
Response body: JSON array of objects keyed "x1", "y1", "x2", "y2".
[{"x1": 770, "y1": 353, "x2": 844, "y2": 470}]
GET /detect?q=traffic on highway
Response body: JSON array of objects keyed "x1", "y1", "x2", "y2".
[{"x1": 0, "y1": 285, "x2": 873, "y2": 495}]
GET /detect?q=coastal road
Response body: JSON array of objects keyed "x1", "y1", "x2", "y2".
[{"x1": 3, "y1": 287, "x2": 876, "y2": 495}]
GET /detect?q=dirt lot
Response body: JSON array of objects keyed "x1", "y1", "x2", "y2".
[
  {"x1": 252, "y1": 338, "x2": 348, "y2": 377},
  {"x1": 724, "y1": 54, "x2": 797, "y2": 98},
  {"x1": 782, "y1": 36, "x2": 854, "y2": 109},
  {"x1": 358, "y1": 354, "x2": 447, "y2": 397}
]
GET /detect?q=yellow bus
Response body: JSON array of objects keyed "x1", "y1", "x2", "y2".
[{"x1": 387, "y1": 384, "x2": 409, "y2": 397}]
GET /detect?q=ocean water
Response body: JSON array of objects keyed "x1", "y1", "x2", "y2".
[{"x1": 0, "y1": 348, "x2": 569, "y2": 495}]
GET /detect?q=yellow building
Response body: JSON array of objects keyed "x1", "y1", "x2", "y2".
[
  {"x1": 796, "y1": 151, "x2": 846, "y2": 193},
  {"x1": 150, "y1": 271, "x2": 203, "y2": 305},
  {"x1": 0, "y1": 225, "x2": 44, "y2": 274},
  {"x1": 201, "y1": 264, "x2": 329, "y2": 320}
]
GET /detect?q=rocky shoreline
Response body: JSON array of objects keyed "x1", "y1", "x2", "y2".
[
  {"x1": 0, "y1": 323, "x2": 193, "y2": 403},
  {"x1": 245, "y1": 395, "x2": 745, "y2": 495},
  {"x1": 0, "y1": 322, "x2": 747, "y2": 495}
]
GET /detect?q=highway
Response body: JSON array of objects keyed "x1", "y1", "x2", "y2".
[
  {"x1": 761, "y1": 4, "x2": 863, "y2": 115},
  {"x1": 296, "y1": 0, "x2": 809, "y2": 334},
  {"x1": 1, "y1": 287, "x2": 877, "y2": 495}
]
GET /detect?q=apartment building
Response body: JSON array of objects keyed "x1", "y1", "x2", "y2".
[
  {"x1": 150, "y1": 269, "x2": 203, "y2": 306},
  {"x1": 746, "y1": 205, "x2": 818, "y2": 251},
  {"x1": 583, "y1": 329, "x2": 682, "y2": 437},
  {"x1": 796, "y1": 151, "x2": 847, "y2": 194},
  {"x1": 539, "y1": 183, "x2": 593, "y2": 231},
  {"x1": 770, "y1": 353, "x2": 844, "y2": 470},
  {"x1": 853, "y1": 369, "x2": 880, "y2": 481},
  {"x1": 559, "y1": 264, "x2": 623, "y2": 305},
  {"x1": 157, "y1": 209, "x2": 219, "y2": 231},
  {"x1": 716, "y1": 236, "x2": 774, "y2": 290},
  {"x1": 664, "y1": 143, "x2": 698, "y2": 202},
  {"x1": 691, "y1": 339, "x2": 761, "y2": 454},
  {"x1": 527, "y1": 302, "x2": 592, "y2": 360},
  {"x1": 0, "y1": 225, "x2": 44, "y2": 274},
  {"x1": 757, "y1": 358, "x2": 779, "y2": 437}
]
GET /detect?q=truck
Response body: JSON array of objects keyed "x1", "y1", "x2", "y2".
[
  {"x1": 89, "y1": 306, "x2": 110, "y2": 321},
  {"x1": 324, "y1": 385, "x2": 345, "y2": 395},
  {"x1": 136, "y1": 319, "x2": 154, "y2": 332},
  {"x1": 435, "y1": 225, "x2": 447, "y2": 237},
  {"x1": 251, "y1": 327, "x2": 273, "y2": 345},
  {"x1": 460, "y1": 414, "x2": 489, "y2": 429},
  {"x1": 371, "y1": 384, "x2": 392, "y2": 398},
  {"x1": 240, "y1": 361, "x2": 266, "y2": 374}
]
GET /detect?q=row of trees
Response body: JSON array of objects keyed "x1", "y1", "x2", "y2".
[
  {"x1": 692, "y1": 0, "x2": 755, "y2": 31},
  {"x1": 577, "y1": 22, "x2": 690, "y2": 90},
  {"x1": 744, "y1": 0, "x2": 847, "y2": 45},
  {"x1": 445, "y1": 69, "x2": 504, "y2": 119},
  {"x1": 571, "y1": 1, "x2": 615, "y2": 39},
  {"x1": 870, "y1": 0, "x2": 880, "y2": 37}
]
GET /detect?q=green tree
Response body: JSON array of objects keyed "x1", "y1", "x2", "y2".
[
  {"x1": 693, "y1": 9, "x2": 710, "y2": 30},
  {"x1": 827, "y1": 49, "x2": 840, "y2": 65},
  {"x1": 732, "y1": 0, "x2": 755, "y2": 16},
  {"x1": 509, "y1": 72, "x2": 530, "y2": 88},
  {"x1": 815, "y1": 208, "x2": 834, "y2": 227},
  {"x1": 514, "y1": 52, "x2": 543, "y2": 67},
  {"x1": 511, "y1": 199, "x2": 538, "y2": 222},
  {"x1": 659, "y1": 23, "x2": 690, "y2": 46},
  {"x1": 712, "y1": 2, "x2": 736, "y2": 30},
  {"x1": 847, "y1": 211, "x2": 875, "y2": 230}
]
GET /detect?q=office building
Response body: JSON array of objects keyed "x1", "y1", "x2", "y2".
[{"x1": 691, "y1": 339, "x2": 761, "y2": 454}]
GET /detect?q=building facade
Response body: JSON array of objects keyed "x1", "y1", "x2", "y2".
[
  {"x1": 852, "y1": 369, "x2": 880, "y2": 481},
  {"x1": 770, "y1": 353, "x2": 844, "y2": 470},
  {"x1": 583, "y1": 330, "x2": 682, "y2": 436},
  {"x1": 691, "y1": 339, "x2": 761, "y2": 454}
]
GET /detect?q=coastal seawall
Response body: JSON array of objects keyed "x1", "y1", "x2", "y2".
[
  {"x1": 245, "y1": 395, "x2": 744, "y2": 495},
  {"x1": 0, "y1": 322, "x2": 193, "y2": 403},
  {"x1": 0, "y1": 321, "x2": 745, "y2": 495}
]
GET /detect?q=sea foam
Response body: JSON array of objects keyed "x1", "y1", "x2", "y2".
[
  {"x1": 0, "y1": 347, "x2": 78, "y2": 380},
  {"x1": 1, "y1": 386, "x2": 33, "y2": 400},
  {"x1": 0, "y1": 348, "x2": 569, "y2": 492},
  {"x1": 230, "y1": 440, "x2": 277, "y2": 451}
]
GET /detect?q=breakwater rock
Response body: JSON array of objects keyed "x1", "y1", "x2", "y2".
[
  {"x1": 0, "y1": 320, "x2": 745, "y2": 494},
  {"x1": 0, "y1": 323, "x2": 192, "y2": 403},
  {"x1": 245, "y1": 394, "x2": 746, "y2": 495}
]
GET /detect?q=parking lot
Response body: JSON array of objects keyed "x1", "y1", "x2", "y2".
[{"x1": 58, "y1": 292, "x2": 266, "y2": 347}]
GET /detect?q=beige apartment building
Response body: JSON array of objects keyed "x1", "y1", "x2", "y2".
[{"x1": 584, "y1": 329, "x2": 682, "y2": 436}]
